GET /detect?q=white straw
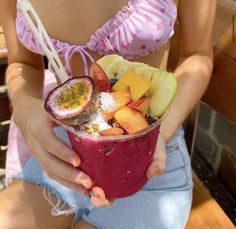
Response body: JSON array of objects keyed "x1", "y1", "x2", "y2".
[{"x1": 17, "y1": 0, "x2": 69, "y2": 83}]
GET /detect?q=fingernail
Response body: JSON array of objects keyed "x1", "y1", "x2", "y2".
[
  {"x1": 79, "y1": 178, "x2": 92, "y2": 189},
  {"x1": 84, "y1": 182, "x2": 92, "y2": 189},
  {"x1": 74, "y1": 174, "x2": 90, "y2": 188},
  {"x1": 72, "y1": 158, "x2": 80, "y2": 167}
]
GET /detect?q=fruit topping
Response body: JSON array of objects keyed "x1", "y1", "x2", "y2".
[
  {"x1": 146, "y1": 115, "x2": 159, "y2": 125},
  {"x1": 80, "y1": 111, "x2": 111, "y2": 135},
  {"x1": 44, "y1": 76, "x2": 96, "y2": 125},
  {"x1": 100, "y1": 127, "x2": 125, "y2": 136},
  {"x1": 114, "y1": 106, "x2": 149, "y2": 134},
  {"x1": 134, "y1": 66, "x2": 157, "y2": 82},
  {"x1": 149, "y1": 70, "x2": 177, "y2": 117},
  {"x1": 96, "y1": 54, "x2": 124, "y2": 70},
  {"x1": 45, "y1": 54, "x2": 177, "y2": 137},
  {"x1": 134, "y1": 65, "x2": 177, "y2": 117},
  {"x1": 127, "y1": 98, "x2": 151, "y2": 116},
  {"x1": 118, "y1": 61, "x2": 148, "y2": 77},
  {"x1": 100, "y1": 88, "x2": 132, "y2": 120},
  {"x1": 112, "y1": 70, "x2": 151, "y2": 101},
  {"x1": 104, "y1": 59, "x2": 129, "y2": 79},
  {"x1": 89, "y1": 62, "x2": 112, "y2": 92},
  {"x1": 110, "y1": 78, "x2": 118, "y2": 87}
]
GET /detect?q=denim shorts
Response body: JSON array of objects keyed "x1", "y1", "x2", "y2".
[{"x1": 14, "y1": 127, "x2": 193, "y2": 229}]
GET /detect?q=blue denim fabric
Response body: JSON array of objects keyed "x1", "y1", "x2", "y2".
[{"x1": 14, "y1": 127, "x2": 193, "y2": 229}]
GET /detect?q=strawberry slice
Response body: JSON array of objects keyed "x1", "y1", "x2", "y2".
[{"x1": 89, "y1": 62, "x2": 112, "y2": 92}]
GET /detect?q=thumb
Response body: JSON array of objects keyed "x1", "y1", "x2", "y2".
[{"x1": 146, "y1": 134, "x2": 167, "y2": 178}]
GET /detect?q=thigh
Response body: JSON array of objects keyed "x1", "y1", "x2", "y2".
[
  {"x1": 0, "y1": 179, "x2": 74, "y2": 229},
  {"x1": 82, "y1": 189, "x2": 192, "y2": 229}
]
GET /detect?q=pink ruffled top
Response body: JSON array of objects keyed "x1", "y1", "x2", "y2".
[{"x1": 16, "y1": 0, "x2": 177, "y2": 75}]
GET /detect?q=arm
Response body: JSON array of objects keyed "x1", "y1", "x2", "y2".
[
  {"x1": 161, "y1": 0, "x2": 216, "y2": 142},
  {"x1": 0, "y1": 0, "x2": 93, "y2": 196},
  {"x1": 1, "y1": 0, "x2": 45, "y2": 104},
  {"x1": 1, "y1": 0, "x2": 120, "y2": 207},
  {"x1": 147, "y1": 0, "x2": 216, "y2": 178},
  {"x1": 93, "y1": 0, "x2": 217, "y2": 203}
]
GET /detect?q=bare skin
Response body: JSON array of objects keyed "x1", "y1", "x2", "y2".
[{"x1": 0, "y1": 0, "x2": 216, "y2": 228}]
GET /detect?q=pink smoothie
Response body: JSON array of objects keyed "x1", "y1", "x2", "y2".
[{"x1": 67, "y1": 122, "x2": 160, "y2": 198}]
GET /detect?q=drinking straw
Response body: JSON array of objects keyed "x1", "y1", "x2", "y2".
[{"x1": 17, "y1": 0, "x2": 69, "y2": 84}]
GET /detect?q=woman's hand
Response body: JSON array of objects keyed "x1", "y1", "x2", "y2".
[
  {"x1": 146, "y1": 133, "x2": 167, "y2": 178},
  {"x1": 88, "y1": 133, "x2": 167, "y2": 208},
  {"x1": 13, "y1": 95, "x2": 165, "y2": 208},
  {"x1": 13, "y1": 96, "x2": 115, "y2": 207},
  {"x1": 90, "y1": 186, "x2": 115, "y2": 208},
  {"x1": 13, "y1": 96, "x2": 94, "y2": 195}
]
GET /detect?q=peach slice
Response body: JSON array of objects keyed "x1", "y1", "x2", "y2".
[
  {"x1": 112, "y1": 70, "x2": 151, "y2": 101},
  {"x1": 127, "y1": 98, "x2": 151, "y2": 116},
  {"x1": 100, "y1": 127, "x2": 124, "y2": 136},
  {"x1": 102, "y1": 87, "x2": 132, "y2": 120},
  {"x1": 114, "y1": 106, "x2": 149, "y2": 134}
]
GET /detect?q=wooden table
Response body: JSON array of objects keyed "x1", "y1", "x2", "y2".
[{"x1": 185, "y1": 172, "x2": 235, "y2": 229}]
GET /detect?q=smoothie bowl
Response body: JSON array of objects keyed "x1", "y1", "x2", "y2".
[
  {"x1": 66, "y1": 117, "x2": 161, "y2": 198},
  {"x1": 44, "y1": 54, "x2": 177, "y2": 199}
]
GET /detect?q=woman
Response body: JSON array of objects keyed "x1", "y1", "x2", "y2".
[{"x1": 0, "y1": 0, "x2": 216, "y2": 228}]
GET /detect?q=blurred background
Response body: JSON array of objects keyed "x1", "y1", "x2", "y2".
[
  {"x1": 167, "y1": 0, "x2": 236, "y2": 226},
  {"x1": 0, "y1": 0, "x2": 235, "y2": 228}
]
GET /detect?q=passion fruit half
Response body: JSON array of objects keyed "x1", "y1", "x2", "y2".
[{"x1": 44, "y1": 76, "x2": 97, "y2": 125}]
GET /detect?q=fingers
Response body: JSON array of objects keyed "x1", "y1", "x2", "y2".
[
  {"x1": 46, "y1": 173, "x2": 89, "y2": 196},
  {"x1": 146, "y1": 134, "x2": 167, "y2": 178},
  {"x1": 33, "y1": 125, "x2": 80, "y2": 167},
  {"x1": 15, "y1": 100, "x2": 92, "y2": 195},
  {"x1": 41, "y1": 151, "x2": 93, "y2": 189},
  {"x1": 90, "y1": 186, "x2": 115, "y2": 208}
]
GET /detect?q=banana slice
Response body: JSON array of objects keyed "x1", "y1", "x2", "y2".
[
  {"x1": 150, "y1": 70, "x2": 177, "y2": 117},
  {"x1": 105, "y1": 59, "x2": 129, "y2": 79},
  {"x1": 134, "y1": 66, "x2": 158, "y2": 82},
  {"x1": 118, "y1": 62, "x2": 148, "y2": 77},
  {"x1": 97, "y1": 54, "x2": 124, "y2": 70}
]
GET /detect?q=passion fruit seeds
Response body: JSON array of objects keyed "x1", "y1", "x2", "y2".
[{"x1": 44, "y1": 76, "x2": 97, "y2": 125}]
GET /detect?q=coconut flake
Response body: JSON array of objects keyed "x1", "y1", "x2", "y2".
[
  {"x1": 81, "y1": 111, "x2": 111, "y2": 135},
  {"x1": 99, "y1": 92, "x2": 117, "y2": 112}
]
